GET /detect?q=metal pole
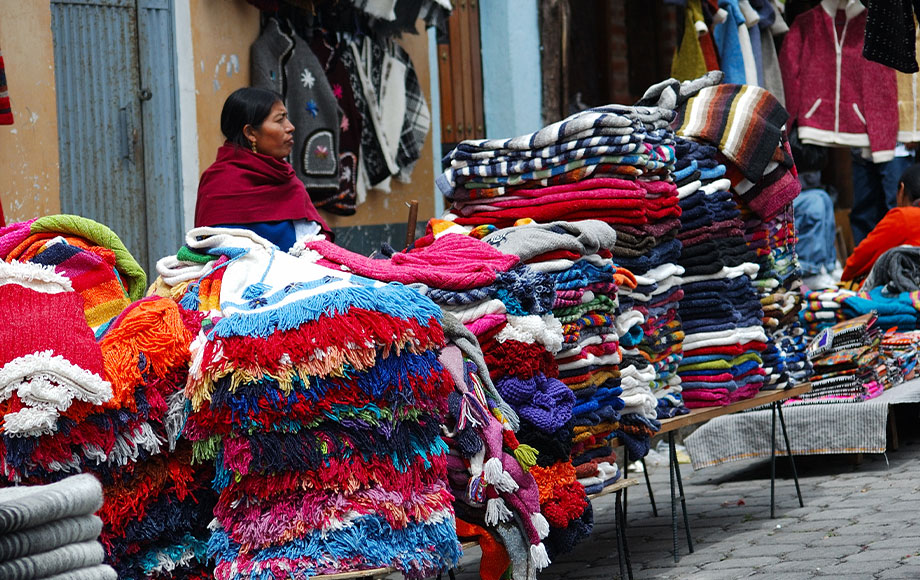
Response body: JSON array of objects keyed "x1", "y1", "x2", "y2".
[{"x1": 777, "y1": 402, "x2": 804, "y2": 507}]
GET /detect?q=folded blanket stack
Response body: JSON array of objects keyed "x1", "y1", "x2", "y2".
[
  {"x1": 0, "y1": 253, "x2": 212, "y2": 578},
  {"x1": 842, "y1": 287, "x2": 920, "y2": 333},
  {"x1": 0, "y1": 215, "x2": 147, "y2": 331},
  {"x1": 0, "y1": 474, "x2": 116, "y2": 580},
  {"x1": 793, "y1": 313, "x2": 884, "y2": 404},
  {"x1": 176, "y1": 228, "x2": 461, "y2": 580},
  {"x1": 400, "y1": 228, "x2": 590, "y2": 560},
  {"x1": 438, "y1": 318, "x2": 551, "y2": 580},
  {"x1": 297, "y1": 230, "x2": 554, "y2": 577},
  {"x1": 880, "y1": 330, "x2": 920, "y2": 383},
  {"x1": 92, "y1": 297, "x2": 214, "y2": 579},
  {"x1": 671, "y1": 138, "x2": 768, "y2": 408},
  {"x1": 798, "y1": 289, "x2": 855, "y2": 336},
  {"x1": 739, "y1": 200, "x2": 810, "y2": 389}
]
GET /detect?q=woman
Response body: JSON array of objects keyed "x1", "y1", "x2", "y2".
[{"x1": 195, "y1": 87, "x2": 332, "y2": 250}]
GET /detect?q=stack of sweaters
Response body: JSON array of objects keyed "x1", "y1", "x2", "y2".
[
  {"x1": 475, "y1": 221, "x2": 628, "y2": 498},
  {"x1": 739, "y1": 202, "x2": 811, "y2": 388},
  {"x1": 0, "y1": 474, "x2": 116, "y2": 580},
  {"x1": 798, "y1": 288, "x2": 856, "y2": 337},
  {"x1": 671, "y1": 138, "x2": 769, "y2": 408},
  {"x1": 173, "y1": 228, "x2": 462, "y2": 579},
  {"x1": 442, "y1": 104, "x2": 686, "y2": 420}
]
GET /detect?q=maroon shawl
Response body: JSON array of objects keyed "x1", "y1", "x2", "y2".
[{"x1": 195, "y1": 143, "x2": 330, "y2": 234}]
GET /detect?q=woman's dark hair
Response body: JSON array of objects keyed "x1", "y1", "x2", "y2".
[
  {"x1": 899, "y1": 163, "x2": 920, "y2": 202},
  {"x1": 220, "y1": 87, "x2": 284, "y2": 148}
]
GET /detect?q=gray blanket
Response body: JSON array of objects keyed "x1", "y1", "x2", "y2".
[
  {"x1": 0, "y1": 541, "x2": 104, "y2": 580},
  {"x1": 0, "y1": 515, "x2": 102, "y2": 561},
  {"x1": 0, "y1": 474, "x2": 103, "y2": 535},
  {"x1": 863, "y1": 245, "x2": 920, "y2": 294},
  {"x1": 40, "y1": 564, "x2": 117, "y2": 580}
]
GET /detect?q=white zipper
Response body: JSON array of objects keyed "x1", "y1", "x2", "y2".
[{"x1": 834, "y1": 17, "x2": 847, "y2": 135}]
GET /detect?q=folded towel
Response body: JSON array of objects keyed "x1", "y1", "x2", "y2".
[
  {"x1": 40, "y1": 564, "x2": 118, "y2": 580},
  {"x1": 0, "y1": 515, "x2": 102, "y2": 561},
  {"x1": 0, "y1": 474, "x2": 103, "y2": 534},
  {"x1": 0, "y1": 541, "x2": 104, "y2": 580}
]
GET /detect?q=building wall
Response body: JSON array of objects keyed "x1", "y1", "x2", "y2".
[
  {"x1": 479, "y1": 0, "x2": 542, "y2": 138},
  {"x1": 0, "y1": 0, "x2": 61, "y2": 223},
  {"x1": 189, "y1": 0, "x2": 260, "y2": 176}
]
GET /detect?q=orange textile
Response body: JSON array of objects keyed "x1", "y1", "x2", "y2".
[{"x1": 842, "y1": 207, "x2": 920, "y2": 281}]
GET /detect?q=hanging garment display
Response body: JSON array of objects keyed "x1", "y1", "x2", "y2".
[
  {"x1": 0, "y1": 44, "x2": 11, "y2": 125},
  {"x1": 779, "y1": 0, "x2": 898, "y2": 162},
  {"x1": 863, "y1": 0, "x2": 920, "y2": 74},
  {"x1": 310, "y1": 31, "x2": 364, "y2": 215},
  {"x1": 251, "y1": 19, "x2": 343, "y2": 205}
]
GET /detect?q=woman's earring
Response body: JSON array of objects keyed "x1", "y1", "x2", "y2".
[{"x1": 250, "y1": 140, "x2": 258, "y2": 153}]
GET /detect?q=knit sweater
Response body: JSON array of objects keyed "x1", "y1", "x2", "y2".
[{"x1": 779, "y1": 0, "x2": 898, "y2": 162}]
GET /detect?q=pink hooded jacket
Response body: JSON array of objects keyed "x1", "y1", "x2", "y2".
[{"x1": 780, "y1": 0, "x2": 898, "y2": 163}]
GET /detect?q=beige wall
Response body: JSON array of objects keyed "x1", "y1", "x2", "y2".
[
  {"x1": 0, "y1": 0, "x2": 61, "y2": 223},
  {"x1": 190, "y1": 0, "x2": 260, "y2": 174}
]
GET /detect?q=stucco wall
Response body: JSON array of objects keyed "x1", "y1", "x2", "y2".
[
  {"x1": 189, "y1": 0, "x2": 260, "y2": 174},
  {"x1": 0, "y1": 0, "x2": 61, "y2": 223}
]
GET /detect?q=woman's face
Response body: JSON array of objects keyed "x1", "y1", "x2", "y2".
[{"x1": 247, "y1": 101, "x2": 295, "y2": 159}]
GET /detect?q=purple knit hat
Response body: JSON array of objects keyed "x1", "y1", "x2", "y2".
[{"x1": 496, "y1": 374, "x2": 575, "y2": 433}]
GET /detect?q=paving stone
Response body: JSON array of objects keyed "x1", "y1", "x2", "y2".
[
  {"x1": 840, "y1": 547, "x2": 914, "y2": 562},
  {"x1": 815, "y1": 560, "x2": 901, "y2": 576},
  {"x1": 698, "y1": 556, "x2": 782, "y2": 569},
  {"x1": 763, "y1": 530, "x2": 831, "y2": 544},
  {"x1": 801, "y1": 508, "x2": 867, "y2": 521},
  {"x1": 760, "y1": 560, "x2": 837, "y2": 574},
  {"x1": 727, "y1": 543, "x2": 796, "y2": 558}
]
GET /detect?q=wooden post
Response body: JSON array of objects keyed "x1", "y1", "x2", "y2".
[{"x1": 405, "y1": 200, "x2": 419, "y2": 250}]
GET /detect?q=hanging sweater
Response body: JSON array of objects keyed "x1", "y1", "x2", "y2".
[
  {"x1": 779, "y1": 0, "x2": 898, "y2": 163},
  {"x1": 897, "y1": 27, "x2": 920, "y2": 143}
]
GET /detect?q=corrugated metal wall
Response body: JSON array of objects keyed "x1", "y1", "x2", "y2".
[
  {"x1": 51, "y1": 0, "x2": 182, "y2": 275},
  {"x1": 138, "y1": 0, "x2": 182, "y2": 271}
]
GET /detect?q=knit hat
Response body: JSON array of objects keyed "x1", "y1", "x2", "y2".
[
  {"x1": 0, "y1": 261, "x2": 111, "y2": 436},
  {"x1": 496, "y1": 374, "x2": 575, "y2": 434}
]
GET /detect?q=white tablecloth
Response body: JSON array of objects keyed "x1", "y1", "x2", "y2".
[{"x1": 684, "y1": 379, "x2": 920, "y2": 470}]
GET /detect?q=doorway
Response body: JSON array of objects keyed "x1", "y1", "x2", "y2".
[{"x1": 50, "y1": 0, "x2": 183, "y2": 275}]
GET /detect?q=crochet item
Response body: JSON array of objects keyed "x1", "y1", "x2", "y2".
[{"x1": 0, "y1": 266, "x2": 112, "y2": 437}]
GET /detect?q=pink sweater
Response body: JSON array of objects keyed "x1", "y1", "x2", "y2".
[{"x1": 780, "y1": 0, "x2": 897, "y2": 163}]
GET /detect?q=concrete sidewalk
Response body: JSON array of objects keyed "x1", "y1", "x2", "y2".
[{"x1": 450, "y1": 406, "x2": 920, "y2": 579}]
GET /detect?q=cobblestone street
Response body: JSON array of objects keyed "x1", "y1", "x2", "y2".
[{"x1": 449, "y1": 407, "x2": 920, "y2": 579}]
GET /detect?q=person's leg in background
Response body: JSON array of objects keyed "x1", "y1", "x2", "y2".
[
  {"x1": 880, "y1": 152, "x2": 915, "y2": 213},
  {"x1": 849, "y1": 152, "x2": 886, "y2": 245},
  {"x1": 794, "y1": 186, "x2": 838, "y2": 289}
]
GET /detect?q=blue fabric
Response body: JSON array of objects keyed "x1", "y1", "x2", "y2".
[
  {"x1": 218, "y1": 221, "x2": 298, "y2": 252},
  {"x1": 850, "y1": 153, "x2": 914, "y2": 244},
  {"x1": 793, "y1": 188, "x2": 837, "y2": 275},
  {"x1": 713, "y1": 0, "x2": 749, "y2": 84}
]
